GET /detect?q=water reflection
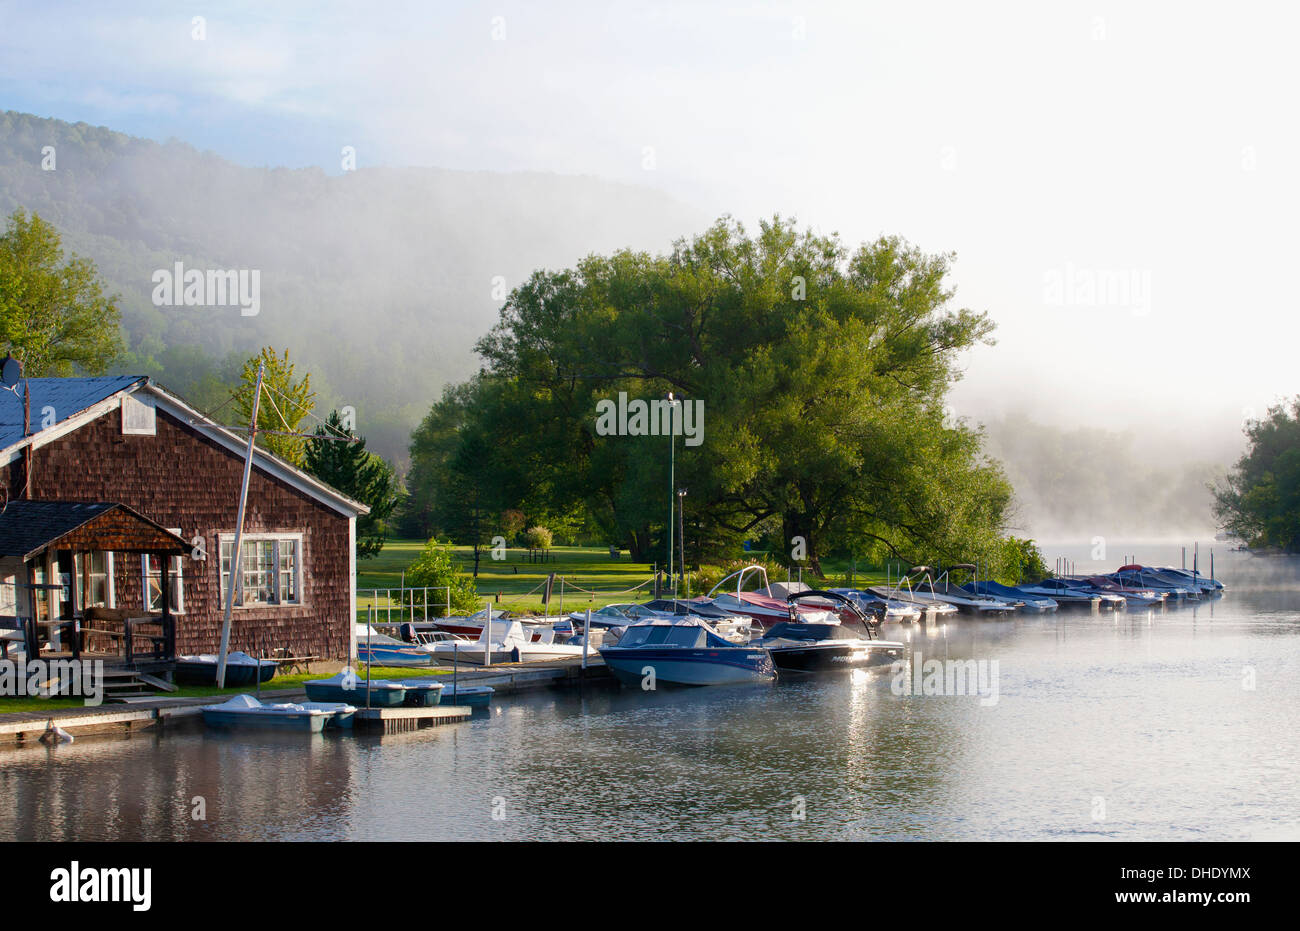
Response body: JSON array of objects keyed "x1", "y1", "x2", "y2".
[{"x1": 1, "y1": 552, "x2": 1297, "y2": 841}]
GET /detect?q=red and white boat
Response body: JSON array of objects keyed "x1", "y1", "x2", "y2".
[{"x1": 702, "y1": 566, "x2": 836, "y2": 630}]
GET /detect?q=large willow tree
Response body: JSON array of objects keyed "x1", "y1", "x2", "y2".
[{"x1": 411, "y1": 216, "x2": 1022, "y2": 575}]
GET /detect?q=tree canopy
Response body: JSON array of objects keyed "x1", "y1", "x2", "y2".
[
  {"x1": 234, "y1": 347, "x2": 315, "y2": 467},
  {"x1": 0, "y1": 208, "x2": 123, "y2": 374},
  {"x1": 304, "y1": 409, "x2": 400, "y2": 559},
  {"x1": 408, "y1": 216, "x2": 1029, "y2": 577},
  {"x1": 1214, "y1": 398, "x2": 1300, "y2": 552}
]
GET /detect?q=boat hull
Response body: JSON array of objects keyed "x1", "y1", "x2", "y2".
[
  {"x1": 439, "y1": 684, "x2": 494, "y2": 707},
  {"x1": 175, "y1": 659, "x2": 276, "y2": 686},
  {"x1": 768, "y1": 642, "x2": 904, "y2": 672},
  {"x1": 397, "y1": 681, "x2": 445, "y2": 706},
  {"x1": 599, "y1": 647, "x2": 776, "y2": 687},
  {"x1": 200, "y1": 708, "x2": 330, "y2": 732},
  {"x1": 356, "y1": 643, "x2": 436, "y2": 666},
  {"x1": 303, "y1": 681, "x2": 408, "y2": 707}
]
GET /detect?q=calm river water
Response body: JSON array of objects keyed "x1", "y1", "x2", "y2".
[{"x1": 3, "y1": 545, "x2": 1297, "y2": 842}]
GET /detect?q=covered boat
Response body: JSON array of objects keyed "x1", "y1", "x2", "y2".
[
  {"x1": 961, "y1": 580, "x2": 1058, "y2": 612},
  {"x1": 175, "y1": 651, "x2": 277, "y2": 686},
  {"x1": 599, "y1": 615, "x2": 776, "y2": 687},
  {"x1": 304, "y1": 669, "x2": 412, "y2": 707},
  {"x1": 200, "y1": 693, "x2": 356, "y2": 732}
]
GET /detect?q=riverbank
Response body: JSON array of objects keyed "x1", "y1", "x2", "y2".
[{"x1": 0, "y1": 656, "x2": 612, "y2": 747}]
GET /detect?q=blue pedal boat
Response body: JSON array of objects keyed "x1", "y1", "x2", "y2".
[
  {"x1": 439, "y1": 683, "x2": 495, "y2": 707},
  {"x1": 395, "y1": 679, "x2": 446, "y2": 706},
  {"x1": 200, "y1": 694, "x2": 356, "y2": 732},
  {"x1": 304, "y1": 670, "x2": 409, "y2": 707}
]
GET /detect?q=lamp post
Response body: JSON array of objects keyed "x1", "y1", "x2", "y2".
[
  {"x1": 677, "y1": 487, "x2": 688, "y2": 598},
  {"x1": 666, "y1": 392, "x2": 681, "y2": 597}
]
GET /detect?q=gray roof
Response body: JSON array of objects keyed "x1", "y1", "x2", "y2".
[{"x1": 0, "y1": 376, "x2": 146, "y2": 450}]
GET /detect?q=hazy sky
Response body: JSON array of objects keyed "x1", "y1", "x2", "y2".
[{"x1": 2, "y1": 0, "x2": 1295, "y2": 457}]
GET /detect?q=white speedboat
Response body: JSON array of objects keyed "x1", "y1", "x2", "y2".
[
  {"x1": 829, "y1": 588, "x2": 924, "y2": 623},
  {"x1": 430, "y1": 620, "x2": 586, "y2": 665}
]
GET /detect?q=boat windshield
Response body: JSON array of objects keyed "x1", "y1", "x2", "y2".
[{"x1": 616, "y1": 625, "x2": 707, "y2": 648}]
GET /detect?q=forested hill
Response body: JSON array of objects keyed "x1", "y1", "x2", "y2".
[{"x1": 0, "y1": 110, "x2": 706, "y2": 464}]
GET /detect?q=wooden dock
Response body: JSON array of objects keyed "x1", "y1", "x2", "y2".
[
  {"x1": 352, "y1": 704, "x2": 472, "y2": 734},
  {"x1": 0, "y1": 657, "x2": 611, "y2": 746}
]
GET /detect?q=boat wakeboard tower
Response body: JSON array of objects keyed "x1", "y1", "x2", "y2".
[{"x1": 785, "y1": 589, "x2": 887, "y2": 634}]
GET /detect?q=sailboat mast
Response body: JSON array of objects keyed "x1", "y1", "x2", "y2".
[{"x1": 216, "y1": 360, "x2": 265, "y2": 689}]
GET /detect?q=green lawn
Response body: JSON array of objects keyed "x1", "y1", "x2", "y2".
[{"x1": 355, "y1": 540, "x2": 891, "y2": 620}]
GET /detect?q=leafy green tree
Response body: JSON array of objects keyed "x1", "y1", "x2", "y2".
[
  {"x1": 234, "y1": 347, "x2": 315, "y2": 466},
  {"x1": 1214, "y1": 398, "x2": 1300, "y2": 552},
  {"x1": 304, "y1": 409, "x2": 400, "y2": 559},
  {"x1": 0, "y1": 209, "x2": 123, "y2": 374},
  {"x1": 403, "y1": 539, "x2": 480, "y2": 615},
  {"x1": 460, "y1": 215, "x2": 1011, "y2": 573}
]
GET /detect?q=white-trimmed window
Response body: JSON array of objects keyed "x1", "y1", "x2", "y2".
[
  {"x1": 143, "y1": 554, "x2": 185, "y2": 614},
  {"x1": 219, "y1": 534, "x2": 303, "y2": 607},
  {"x1": 73, "y1": 552, "x2": 115, "y2": 609}
]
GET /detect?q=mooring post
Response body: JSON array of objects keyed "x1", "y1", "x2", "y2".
[{"x1": 583, "y1": 608, "x2": 591, "y2": 670}]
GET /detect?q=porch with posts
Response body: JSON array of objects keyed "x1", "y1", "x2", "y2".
[{"x1": 0, "y1": 501, "x2": 189, "y2": 669}]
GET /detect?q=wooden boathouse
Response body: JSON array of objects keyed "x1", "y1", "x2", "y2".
[{"x1": 0, "y1": 375, "x2": 367, "y2": 669}]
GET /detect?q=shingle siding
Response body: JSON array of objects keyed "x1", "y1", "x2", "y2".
[{"x1": 0, "y1": 405, "x2": 352, "y2": 659}]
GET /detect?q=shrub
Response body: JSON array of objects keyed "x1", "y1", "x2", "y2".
[
  {"x1": 523, "y1": 525, "x2": 553, "y2": 551},
  {"x1": 402, "y1": 539, "x2": 480, "y2": 615}
]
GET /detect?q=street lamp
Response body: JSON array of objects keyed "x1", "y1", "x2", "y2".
[
  {"x1": 677, "y1": 487, "x2": 688, "y2": 598},
  {"x1": 665, "y1": 392, "x2": 681, "y2": 596}
]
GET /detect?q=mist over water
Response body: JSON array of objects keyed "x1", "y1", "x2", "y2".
[{"x1": 3, "y1": 547, "x2": 1295, "y2": 842}]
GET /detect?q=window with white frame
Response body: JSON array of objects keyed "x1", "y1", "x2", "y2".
[
  {"x1": 73, "y1": 552, "x2": 114, "y2": 609},
  {"x1": 219, "y1": 534, "x2": 302, "y2": 607},
  {"x1": 143, "y1": 554, "x2": 185, "y2": 613}
]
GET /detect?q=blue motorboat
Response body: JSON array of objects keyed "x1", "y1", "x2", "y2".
[
  {"x1": 599, "y1": 615, "x2": 776, "y2": 687},
  {"x1": 961, "y1": 580, "x2": 1058, "y2": 612},
  {"x1": 200, "y1": 693, "x2": 356, "y2": 732},
  {"x1": 355, "y1": 625, "x2": 438, "y2": 666}
]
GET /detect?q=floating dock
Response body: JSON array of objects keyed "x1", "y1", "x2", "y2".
[{"x1": 353, "y1": 704, "x2": 472, "y2": 734}]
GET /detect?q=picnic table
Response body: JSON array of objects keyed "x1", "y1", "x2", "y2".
[{"x1": 269, "y1": 650, "x2": 319, "y2": 675}]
